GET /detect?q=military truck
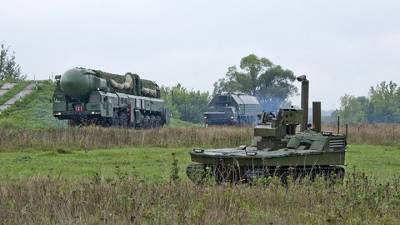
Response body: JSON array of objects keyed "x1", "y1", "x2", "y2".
[
  {"x1": 52, "y1": 67, "x2": 169, "y2": 128},
  {"x1": 187, "y1": 76, "x2": 346, "y2": 184},
  {"x1": 204, "y1": 93, "x2": 261, "y2": 126}
]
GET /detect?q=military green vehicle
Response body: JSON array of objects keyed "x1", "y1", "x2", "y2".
[
  {"x1": 53, "y1": 67, "x2": 169, "y2": 128},
  {"x1": 187, "y1": 76, "x2": 346, "y2": 184}
]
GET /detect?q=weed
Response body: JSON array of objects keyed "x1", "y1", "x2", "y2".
[{"x1": 170, "y1": 152, "x2": 180, "y2": 183}]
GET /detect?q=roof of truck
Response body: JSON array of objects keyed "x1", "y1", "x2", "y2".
[{"x1": 231, "y1": 94, "x2": 260, "y2": 105}]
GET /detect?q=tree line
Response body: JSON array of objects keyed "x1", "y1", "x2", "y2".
[{"x1": 332, "y1": 81, "x2": 400, "y2": 124}]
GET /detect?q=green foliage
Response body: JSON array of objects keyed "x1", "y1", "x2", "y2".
[
  {"x1": 368, "y1": 81, "x2": 400, "y2": 122},
  {"x1": 214, "y1": 54, "x2": 297, "y2": 111},
  {"x1": 334, "y1": 81, "x2": 400, "y2": 123},
  {"x1": 161, "y1": 84, "x2": 210, "y2": 123},
  {"x1": 0, "y1": 43, "x2": 25, "y2": 81},
  {"x1": 332, "y1": 95, "x2": 368, "y2": 123}
]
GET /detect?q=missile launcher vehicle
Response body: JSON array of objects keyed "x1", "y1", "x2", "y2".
[
  {"x1": 187, "y1": 76, "x2": 346, "y2": 184},
  {"x1": 52, "y1": 67, "x2": 169, "y2": 128}
]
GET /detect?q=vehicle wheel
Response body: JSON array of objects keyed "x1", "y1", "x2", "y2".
[
  {"x1": 143, "y1": 116, "x2": 150, "y2": 129},
  {"x1": 120, "y1": 113, "x2": 129, "y2": 128},
  {"x1": 155, "y1": 116, "x2": 162, "y2": 128},
  {"x1": 112, "y1": 112, "x2": 120, "y2": 127},
  {"x1": 150, "y1": 115, "x2": 157, "y2": 128}
]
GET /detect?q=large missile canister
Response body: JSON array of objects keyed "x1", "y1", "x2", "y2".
[
  {"x1": 60, "y1": 67, "x2": 160, "y2": 99},
  {"x1": 60, "y1": 68, "x2": 108, "y2": 98}
]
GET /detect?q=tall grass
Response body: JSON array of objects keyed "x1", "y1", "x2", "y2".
[
  {"x1": 0, "y1": 127, "x2": 252, "y2": 151},
  {"x1": 0, "y1": 123, "x2": 399, "y2": 151},
  {"x1": 0, "y1": 172, "x2": 399, "y2": 225},
  {"x1": 323, "y1": 123, "x2": 400, "y2": 146}
]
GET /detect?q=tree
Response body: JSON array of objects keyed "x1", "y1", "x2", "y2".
[
  {"x1": 333, "y1": 95, "x2": 368, "y2": 123},
  {"x1": 161, "y1": 84, "x2": 210, "y2": 123},
  {"x1": 332, "y1": 81, "x2": 400, "y2": 123},
  {"x1": 367, "y1": 81, "x2": 400, "y2": 122},
  {"x1": 0, "y1": 43, "x2": 25, "y2": 81},
  {"x1": 213, "y1": 54, "x2": 297, "y2": 112}
]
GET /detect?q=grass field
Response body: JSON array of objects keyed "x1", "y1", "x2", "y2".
[
  {"x1": 0, "y1": 145, "x2": 399, "y2": 225},
  {"x1": 1, "y1": 145, "x2": 399, "y2": 183},
  {"x1": 0, "y1": 81, "x2": 399, "y2": 224}
]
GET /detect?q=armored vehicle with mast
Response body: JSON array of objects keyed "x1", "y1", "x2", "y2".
[{"x1": 187, "y1": 75, "x2": 346, "y2": 183}]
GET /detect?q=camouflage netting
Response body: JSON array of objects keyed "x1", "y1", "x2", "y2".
[
  {"x1": 89, "y1": 69, "x2": 159, "y2": 97},
  {"x1": 91, "y1": 69, "x2": 158, "y2": 89},
  {"x1": 141, "y1": 79, "x2": 159, "y2": 89}
]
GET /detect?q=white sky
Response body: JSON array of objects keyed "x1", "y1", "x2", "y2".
[{"x1": 1, "y1": 0, "x2": 400, "y2": 109}]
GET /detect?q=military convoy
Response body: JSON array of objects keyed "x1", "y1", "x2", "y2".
[
  {"x1": 187, "y1": 75, "x2": 346, "y2": 184},
  {"x1": 52, "y1": 67, "x2": 169, "y2": 128},
  {"x1": 204, "y1": 93, "x2": 260, "y2": 126},
  {"x1": 52, "y1": 67, "x2": 346, "y2": 183}
]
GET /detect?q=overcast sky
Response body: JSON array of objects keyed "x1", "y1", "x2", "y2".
[{"x1": 1, "y1": 0, "x2": 400, "y2": 109}]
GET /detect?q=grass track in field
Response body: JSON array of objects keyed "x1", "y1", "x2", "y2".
[
  {"x1": 0, "y1": 81, "x2": 29, "y2": 105},
  {"x1": 0, "y1": 80, "x2": 66, "y2": 129},
  {"x1": 0, "y1": 144, "x2": 399, "y2": 183}
]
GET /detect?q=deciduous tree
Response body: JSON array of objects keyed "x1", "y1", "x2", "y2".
[
  {"x1": 213, "y1": 54, "x2": 297, "y2": 111},
  {"x1": 0, "y1": 43, "x2": 25, "y2": 81}
]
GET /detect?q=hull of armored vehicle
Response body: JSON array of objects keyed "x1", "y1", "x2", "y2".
[
  {"x1": 190, "y1": 148, "x2": 345, "y2": 167},
  {"x1": 187, "y1": 140, "x2": 346, "y2": 184}
]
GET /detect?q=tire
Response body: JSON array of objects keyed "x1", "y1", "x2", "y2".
[
  {"x1": 155, "y1": 116, "x2": 162, "y2": 128},
  {"x1": 120, "y1": 113, "x2": 129, "y2": 128},
  {"x1": 143, "y1": 116, "x2": 150, "y2": 129},
  {"x1": 112, "y1": 112, "x2": 119, "y2": 127},
  {"x1": 150, "y1": 115, "x2": 156, "y2": 128}
]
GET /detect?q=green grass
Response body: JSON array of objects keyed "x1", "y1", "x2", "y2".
[
  {"x1": 167, "y1": 117, "x2": 201, "y2": 127},
  {"x1": 0, "y1": 80, "x2": 66, "y2": 129},
  {"x1": 346, "y1": 144, "x2": 400, "y2": 179},
  {"x1": 0, "y1": 81, "x2": 29, "y2": 105},
  {"x1": 0, "y1": 144, "x2": 398, "y2": 183},
  {"x1": 0, "y1": 147, "x2": 191, "y2": 182}
]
